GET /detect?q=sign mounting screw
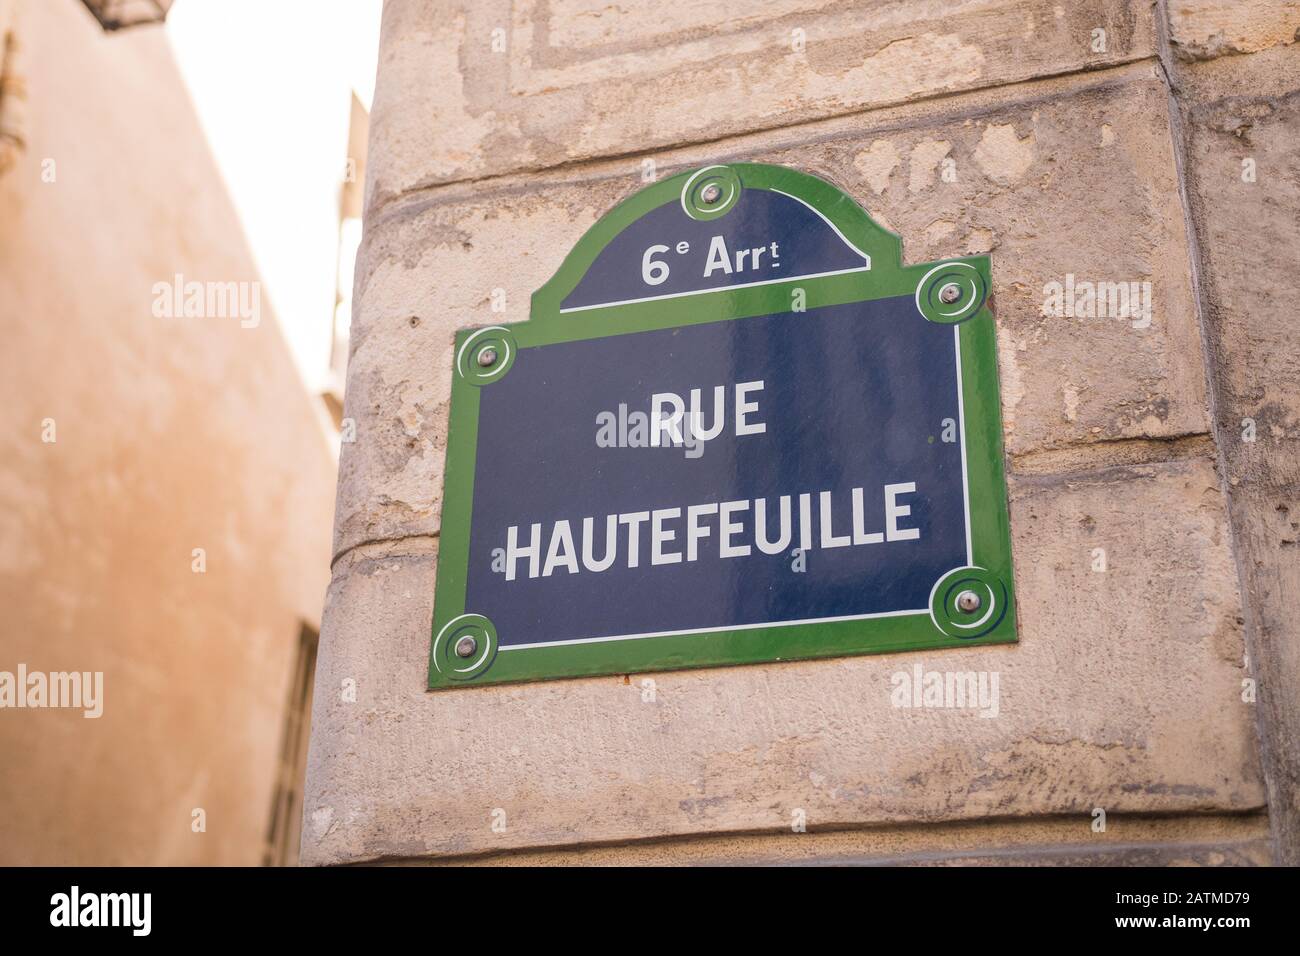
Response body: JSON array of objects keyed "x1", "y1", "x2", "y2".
[
  {"x1": 939, "y1": 282, "x2": 962, "y2": 304},
  {"x1": 455, "y1": 635, "x2": 478, "y2": 658},
  {"x1": 477, "y1": 347, "x2": 498, "y2": 368},
  {"x1": 956, "y1": 590, "x2": 982, "y2": 614},
  {"x1": 701, "y1": 183, "x2": 722, "y2": 204}
]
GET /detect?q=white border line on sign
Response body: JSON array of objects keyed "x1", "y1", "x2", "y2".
[
  {"x1": 499, "y1": 608, "x2": 930, "y2": 652},
  {"x1": 558, "y1": 266, "x2": 870, "y2": 314},
  {"x1": 954, "y1": 324, "x2": 973, "y2": 568},
  {"x1": 769, "y1": 188, "x2": 874, "y2": 264}
]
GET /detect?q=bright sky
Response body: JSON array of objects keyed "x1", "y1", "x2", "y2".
[{"x1": 166, "y1": 0, "x2": 383, "y2": 395}]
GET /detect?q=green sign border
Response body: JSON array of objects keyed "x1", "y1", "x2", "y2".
[{"x1": 429, "y1": 163, "x2": 1016, "y2": 690}]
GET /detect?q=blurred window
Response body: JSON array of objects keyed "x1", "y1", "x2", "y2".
[{"x1": 263, "y1": 623, "x2": 319, "y2": 867}]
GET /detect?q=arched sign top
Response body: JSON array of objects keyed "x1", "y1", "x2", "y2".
[
  {"x1": 431, "y1": 161, "x2": 1014, "y2": 691},
  {"x1": 533, "y1": 163, "x2": 907, "y2": 319}
]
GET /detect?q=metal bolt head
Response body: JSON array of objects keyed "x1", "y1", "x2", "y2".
[
  {"x1": 454, "y1": 635, "x2": 478, "y2": 658},
  {"x1": 939, "y1": 282, "x2": 962, "y2": 304},
  {"x1": 477, "y1": 346, "x2": 498, "y2": 368},
  {"x1": 700, "y1": 183, "x2": 722, "y2": 205},
  {"x1": 955, "y1": 589, "x2": 982, "y2": 614}
]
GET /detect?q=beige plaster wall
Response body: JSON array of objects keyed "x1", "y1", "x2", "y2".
[
  {"x1": 0, "y1": 0, "x2": 337, "y2": 864},
  {"x1": 304, "y1": 0, "x2": 1298, "y2": 864}
]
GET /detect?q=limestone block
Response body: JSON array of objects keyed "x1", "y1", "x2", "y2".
[
  {"x1": 302, "y1": 458, "x2": 1261, "y2": 865},
  {"x1": 367, "y1": 0, "x2": 1158, "y2": 201},
  {"x1": 1176, "y1": 40, "x2": 1300, "y2": 862},
  {"x1": 1167, "y1": 0, "x2": 1300, "y2": 60}
]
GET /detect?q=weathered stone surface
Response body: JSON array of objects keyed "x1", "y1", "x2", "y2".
[
  {"x1": 302, "y1": 457, "x2": 1261, "y2": 865},
  {"x1": 334, "y1": 193, "x2": 605, "y2": 554},
  {"x1": 1167, "y1": 45, "x2": 1300, "y2": 122},
  {"x1": 332, "y1": 65, "x2": 1208, "y2": 556},
  {"x1": 392, "y1": 813, "x2": 1270, "y2": 864},
  {"x1": 367, "y1": 0, "x2": 1157, "y2": 203},
  {"x1": 1167, "y1": 0, "x2": 1300, "y2": 60},
  {"x1": 1174, "y1": 41, "x2": 1300, "y2": 863},
  {"x1": 1182, "y1": 83, "x2": 1300, "y2": 482},
  {"x1": 757, "y1": 67, "x2": 1208, "y2": 458},
  {"x1": 810, "y1": 839, "x2": 1272, "y2": 866}
]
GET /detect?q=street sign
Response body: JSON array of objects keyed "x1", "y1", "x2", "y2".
[{"x1": 429, "y1": 163, "x2": 1016, "y2": 689}]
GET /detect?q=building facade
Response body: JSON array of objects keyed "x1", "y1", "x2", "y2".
[{"x1": 0, "y1": 0, "x2": 339, "y2": 864}]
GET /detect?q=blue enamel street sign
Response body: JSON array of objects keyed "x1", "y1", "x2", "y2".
[{"x1": 429, "y1": 163, "x2": 1016, "y2": 689}]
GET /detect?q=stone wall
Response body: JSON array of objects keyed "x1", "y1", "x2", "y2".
[
  {"x1": 302, "y1": 0, "x2": 1299, "y2": 865},
  {"x1": 1164, "y1": 0, "x2": 1300, "y2": 865}
]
